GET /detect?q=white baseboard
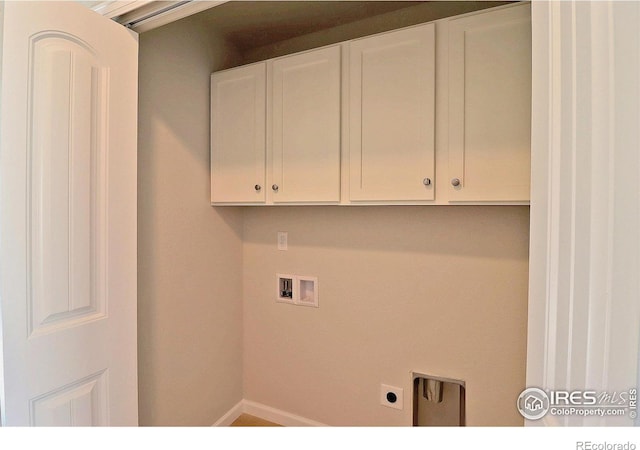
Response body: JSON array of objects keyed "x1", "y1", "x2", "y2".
[
  {"x1": 242, "y1": 400, "x2": 327, "y2": 427},
  {"x1": 212, "y1": 399, "x2": 327, "y2": 427},
  {"x1": 212, "y1": 400, "x2": 244, "y2": 426}
]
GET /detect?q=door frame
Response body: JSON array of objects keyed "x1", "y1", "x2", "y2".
[{"x1": 527, "y1": 0, "x2": 640, "y2": 426}]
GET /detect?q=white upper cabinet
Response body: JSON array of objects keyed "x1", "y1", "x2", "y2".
[
  {"x1": 446, "y1": 3, "x2": 531, "y2": 202},
  {"x1": 348, "y1": 23, "x2": 436, "y2": 202},
  {"x1": 270, "y1": 45, "x2": 341, "y2": 203},
  {"x1": 211, "y1": 62, "x2": 266, "y2": 204},
  {"x1": 209, "y1": 4, "x2": 531, "y2": 206}
]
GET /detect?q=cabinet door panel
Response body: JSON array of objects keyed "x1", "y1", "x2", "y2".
[
  {"x1": 448, "y1": 4, "x2": 531, "y2": 202},
  {"x1": 211, "y1": 63, "x2": 266, "y2": 203},
  {"x1": 271, "y1": 45, "x2": 341, "y2": 203},
  {"x1": 349, "y1": 24, "x2": 435, "y2": 202}
]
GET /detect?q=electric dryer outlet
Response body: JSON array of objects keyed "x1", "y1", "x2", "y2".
[{"x1": 380, "y1": 384, "x2": 404, "y2": 410}]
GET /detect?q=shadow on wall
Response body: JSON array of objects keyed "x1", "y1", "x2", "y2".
[
  {"x1": 242, "y1": 205, "x2": 530, "y2": 260},
  {"x1": 137, "y1": 15, "x2": 245, "y2": 426},
  {"x1": 138, "y1": 15, "x2": 241, "y2": 169},
  {"x1": 138, "y1": 15, "x2": 245, "y2": 238}
]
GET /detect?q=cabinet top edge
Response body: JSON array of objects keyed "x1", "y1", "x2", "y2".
[{"x1": 210, "y1": 1, "x2": 530, "y2": 76}]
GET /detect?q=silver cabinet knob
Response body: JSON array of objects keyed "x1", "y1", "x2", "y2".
[
  {"x1": 272, "y1": 184, "x2": 279, "y2": 192},
  {"x1": 422, "y1": 178, "x2": 431, "y2": 186},
  {"x1": 451, "y1": 178, "x2": 461, "y2": 187},
  {"x1": 254, "y1": 184, "x2": 261, "y2": 192}
]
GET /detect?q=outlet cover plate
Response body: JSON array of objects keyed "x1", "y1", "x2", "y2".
[
  {"x1": 380, "y1": 384, "x2": 403, "y2": 410},
  {"x1": 277, "y1": 231, "x2": 288, "y2": 250}
]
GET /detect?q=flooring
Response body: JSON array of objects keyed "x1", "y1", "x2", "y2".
[{"x1": 230, "y1": 414, "x2": 281, "y2": 427}]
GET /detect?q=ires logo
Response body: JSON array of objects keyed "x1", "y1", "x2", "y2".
[
  {"x1": 549, "y1": 390, "x2": 630, "y2": 406},
  {"x1": 549, "y1": 391, "x2": 598, "y2": 406},
  {"x1": 517, "y1": 388, "x2": 637, "y2": 420}
]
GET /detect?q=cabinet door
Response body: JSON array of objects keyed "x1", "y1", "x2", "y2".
[
  {"x1": 270, "y1": 45, "x2": 341, "y2": 203},
  {"x1": 211, "y1": 63, "x2": 266, "y2": 203},
  {"x1": 447, "y1": 4, "x2": 531, "y2": 202},
  {"x1": 349, "y1": 23, "x2": 435, "y2": 202}
]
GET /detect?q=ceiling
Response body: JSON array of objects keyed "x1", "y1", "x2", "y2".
[
  {"x1": 193, "y1": 1, "x2": 425, "y2": 51},
  {"x1": 82, "y1": 1, "x2": 512, "y2": 47}
]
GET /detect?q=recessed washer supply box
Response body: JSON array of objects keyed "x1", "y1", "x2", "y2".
[{"x1": 276, "y1": 274, "x2": 318, "y2": 307}]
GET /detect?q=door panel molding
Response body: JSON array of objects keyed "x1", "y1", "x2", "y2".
[
  {"x1": 27, "y1": 31, "x2": 110, "y2": 338},
  {"x1": 29, "y1": 369, "x2": 108, "y2": 426}
]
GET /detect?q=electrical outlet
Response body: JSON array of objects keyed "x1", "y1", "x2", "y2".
[
  {"x1": 277, "y1": 231, "x2": 288, "y2": 250},
  {"x1": 380, "y1": 384, "x2": 404, "y2": 410}
]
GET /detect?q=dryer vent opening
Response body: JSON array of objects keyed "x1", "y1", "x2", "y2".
[{"x1": 412, "y1": 374, "x2": 465, "y2": 426}]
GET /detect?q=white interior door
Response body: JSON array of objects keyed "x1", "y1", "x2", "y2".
[{"x1": 0, "y1": 1, "x2": 138, "y2": 425}]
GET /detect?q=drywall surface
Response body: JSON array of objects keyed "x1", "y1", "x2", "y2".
[
  {"x1": 138, "y1": 16, "x2": 244, "y2": 426},
  {"x1": 243, "y1": 206, "x2": 529, "y2": 426}
]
